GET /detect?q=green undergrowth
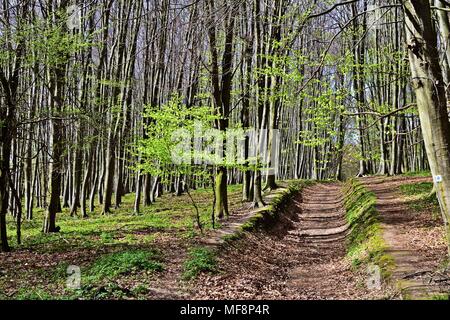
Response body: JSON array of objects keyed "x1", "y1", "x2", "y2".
[
  {"x1": 402, "y1": 171, "x2": 431, "y2": 178},
  {"x1": 2, "y1": 247, "x2": 166, "y2": 300},
  {"x1": 2, "y1": 185, "x2": 244, "y2": 299},
  {"x1": 401, "y1": 291, "x2": 450, "y2": 301},
  {"x1": 65, "y1": 249, "x2": 164, "y2": 299},
  {"x1": 5, "y1": 185, "x2": 242, "y2": 252},
  {"x1": 13, "y1": 287, "x2": 59, "y2": 300},
  {"x1": 343, "y1": 179, "x2": 394, "y2": 278},
  {"x1": 84, "y1": 249, "x2": 163, "y2": 283},
  {"x1": 429, "y1": 294, "x2": 449, "y2": 300},
  {"x1": 182, "y1": 247, "x2": 217, "y2": 280},
  {"x1": 400, "y1": 182, "x2": 440, "y2": 218}
]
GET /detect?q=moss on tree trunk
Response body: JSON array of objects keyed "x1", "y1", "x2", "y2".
[{"x1": 214, "y1": 167, "x2": 229, "y2": 219}]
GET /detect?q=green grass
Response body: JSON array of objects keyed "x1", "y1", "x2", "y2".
[
  {"x1": 5, "y1": 185, "x2": 243, "y2": 252},
  {"x1": 430, "y1": 294, "x2": 449, "y2": 300},
  {"x1": 28, "y1": 249, "x2": 165, "y2": 300},
  {"x1": 400, "y1": 182, "x2": 440, "y2": 217},
  {"x1": 182, "y1": 247, "x2": 217, "y2": 280},
  {"x1": 25, "y1": 249, "x2": 164, "y2": 300},
  {"x1": 1, "y1": 185, "x2": 243, "y2": 300},
  {"x1": 343, "y1": 179, "x2": 394, "y2": 277},
  {"x1": 400, "y1": 182, "x2": 434, "y2": 196},
  {"x1": 402, "y1": 171, "x2": 431, "y2": 178},
  {"x1": 14, "y1": 287, "x2": 59, "y2": 300},
  {"x1": 85, "y1": 249, "x2": 163, "y2": 282},
  {"x1": 240, "y1": 213, "x2": 264, "y2": 232}
]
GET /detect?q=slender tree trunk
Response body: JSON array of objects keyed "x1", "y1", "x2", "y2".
[
  {"x1": 44, "y1": 1, "x2": 69, "y2": 233},
  {"x1": 352, "y1": 1, "x2": 369, "y2": 177},
  {"x1": 206, "y1": 0, "x2": 235, "y2": 219},
  {"x1": 0, "y1": 125, "x2": 11, "y2": 251},
  {"x1": 102, "y1": 132, "x2": 116, "y2": 214},
  {"x1": 134, "y1": 172, "x2": 143, "y2": 214},
  {"x1": 70, "y1": 132, "x2": 83, "y2": 216},
  {"x1": 143, "y1": 174, "x2": 152, "y2": 205},
  {"x1": 81, "y1": 142, "x2": 94, "y2": 218}
]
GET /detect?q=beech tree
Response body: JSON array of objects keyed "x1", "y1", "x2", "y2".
[
  {"x1": 403, "y1": 0, "x2": 450, "y2": 253},
  {"x1": 205, "y1": 0, "x2": 236, "y2": 218},
  {"x1": 0, "y1": 0, "x2": 28, "y2": 250},
  {"x1": 0, "y1": 0, "x2": 449, "y2": 254}
]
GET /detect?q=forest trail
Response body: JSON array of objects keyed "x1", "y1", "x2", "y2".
[
  {"x1": 285, "y1": 183, "x2": 355, "y2": 297},
  {"x1": 194, "y1": 178, "x2": 449, "y2": 300},
  {"x1": 193, "y1": 183, "x2": 381, "y2": 299},
  {"x1": 363, "y1": 176, "x2": 449, "y2": 299}
]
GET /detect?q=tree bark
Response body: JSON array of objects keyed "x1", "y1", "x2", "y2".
[{"x1": 404, "y1": 0, "x2": 450, "y2": 254}]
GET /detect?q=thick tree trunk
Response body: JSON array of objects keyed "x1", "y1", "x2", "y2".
[
  {"x1": 404, "y1": 0, "x2": 450, "y2": 254},
  {"x1": 264, "y1": 0, "x2": 285, "y2": 191},
  {"x1": 435, "y1": 0, "x2": 450, "y2": 85},
  {"x1": 206, "y1": 0, "x2": 234, "y2": 219},
  {"x1": 241, "y1": 19, "x2": 252, "y2": 202},
  {"x1": 253, "y1": 170, "x2": 265, "y2": 208}
]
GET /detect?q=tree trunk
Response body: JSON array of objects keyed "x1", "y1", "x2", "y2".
[
  {"x1": 214, "y1": 167, "x2": 229, "y2": 219},
  {"x1": 143, "y1": 174, "x2": 152, "y2": 205},
  {"x1": 134, "y1": 172, "x2": 143, "y2": 214},
  {"x1": 404, "y1": 0, "x2": 450, "y2": 254},
  {"x1": 44, "y1": 117, "x2": 63, "y2": 233},
  {"x1": 81, "y1": 142, "x2": 94, "y2": 218},
  {"x1": 70, "y1": 137, "x2": 83, "y2": 216},
  {"x1": 102, "y1": 134, "x2": 116, "y2": 214},
  {"x1": 0, "y1": 126, "x2": 11, "y2": 252},
  {"x1": 44, "y1": 0, "x2": 68, "y2": 233}
]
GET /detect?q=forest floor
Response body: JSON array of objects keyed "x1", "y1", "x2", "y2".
[
  {"x1": 190, "y1": 175, "x2": 449, "y2": 300},
  {"x1": 191, "y1": 182, "x2": 392, "y2": 299},
  {"x1": 0, "y1": 175, "x2": 448, "y2": 300},
  {"x1": 0, "y1": 185, "x2": 249, "y2": 299},
  {"x1": 363, "y1": 175, "x2": 449, "y2": 299}
]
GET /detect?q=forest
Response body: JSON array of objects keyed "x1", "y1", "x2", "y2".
[{"x1": 0, "y1": 0, "x2": 449, "y2": 301}]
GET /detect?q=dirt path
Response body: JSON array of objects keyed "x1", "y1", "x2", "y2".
[
  {"x1": 363, "y1": 176, "x2": 449, "y2": 299},
  {"x1": 193, "y1": 183, "x2": 384, "y2": 299},
  {"x1": 127, "y1": 178, "x2": 448, "y2": 300},
  {"x1": 3, "y1": 178, "x2": 446, "y2": 300},
  {"x1": 285, "y1": 183, "x2": 352, "y2": 297}
]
